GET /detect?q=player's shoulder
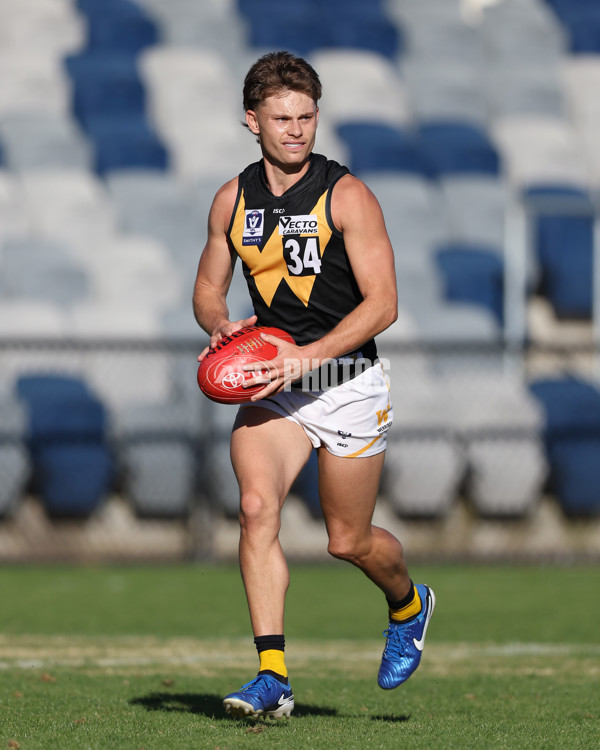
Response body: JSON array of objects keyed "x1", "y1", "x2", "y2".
[
  {"x1": 331, "y1": 172, "x2": 378, "y2": 207},
  {"x1": 209, "y1": 176, "x2": 239, "y2": 220}
]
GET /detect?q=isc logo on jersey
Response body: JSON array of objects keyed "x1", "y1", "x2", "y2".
[
  {"x1": 242, "y1": 209, "x2": 265, "y2": 245},
  {"x1": 279, "y1": 215, "x2": 318, "y2": 235}
]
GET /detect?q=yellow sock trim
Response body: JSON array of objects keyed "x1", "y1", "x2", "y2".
[
  {"x1": 259, "y1": 649, "x2": 288, "y2": 679},
  {"x1": 389, "y1": 585, "x2": 421, "y2": 622}
]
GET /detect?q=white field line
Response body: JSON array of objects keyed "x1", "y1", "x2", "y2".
[{"x1": 0, "y1": 636, "x2": 599, "y2": 671}]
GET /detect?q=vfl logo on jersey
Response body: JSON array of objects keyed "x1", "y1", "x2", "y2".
[
  {"x1": 279, "y1": 214, "x2": 318, "y2": 236},
  {"x1": 242, "y1": 209, "x2": 265, "y2": 245}
]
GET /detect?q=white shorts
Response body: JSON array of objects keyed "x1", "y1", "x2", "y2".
[{"x1": 239, "y1": 362, "x2": 393, "y2": 458}]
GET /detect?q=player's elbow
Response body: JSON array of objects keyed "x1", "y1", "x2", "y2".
[{"x1": 378, "y1": 295, "x2": 398, "y2": 332}]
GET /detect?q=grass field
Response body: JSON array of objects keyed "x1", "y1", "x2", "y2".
[{"x1": 1, "y1": 563, "x2": 599, "y2": 749}]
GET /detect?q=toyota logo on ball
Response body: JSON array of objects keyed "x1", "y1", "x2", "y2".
[{"x1": 222, "y1": 372, "x2": 246, "y2": 389}]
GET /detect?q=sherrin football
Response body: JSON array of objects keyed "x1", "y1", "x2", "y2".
[{"x1": 197, "y1": 325, "x2": 295, "y2": 404}]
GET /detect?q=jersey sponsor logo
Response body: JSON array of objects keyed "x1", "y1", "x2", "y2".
[
  {"x1": 279, "y1": 214, "x2": 318, "y2": 236},
  {"x1": 338, "y1": 430, "x2": 352, "y2": 439},
  {"x1": 242, "y1": 209, "x2": 265, "y2": 245}
]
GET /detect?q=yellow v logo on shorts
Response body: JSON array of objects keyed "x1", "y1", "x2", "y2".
[
  {"x1": 232, "y1": 191, "x2": 332, "y2": 308},
  {"x1": 376, "y1": 404, "x2": 391, "y2": 426}
]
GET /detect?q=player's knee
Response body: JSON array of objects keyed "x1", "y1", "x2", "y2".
[
  {"x1": 239, "y1": 490, "x2": 280, "y2": 532},
  {"x1": 327, "y1": 533, "x2": 369, "y2": 565}
]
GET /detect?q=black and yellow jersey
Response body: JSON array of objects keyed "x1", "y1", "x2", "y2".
[{"x1": 227, "y1": 153, "x2": 377, "y2": 361}]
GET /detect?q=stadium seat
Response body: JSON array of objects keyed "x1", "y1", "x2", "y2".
[
  {"x1": 402, "y1": 63, "x2": 488, "y2": 125},
  {"x1": 399, "y1": 8, "x2": 485, "y2": 67},
  {"x1": 0, "y1": 398, "x2": 30, "y2": 517},
  {"x1": 0, "y1": 238, "x2": 90, "y2": 308},
  {"x1": 545, "y1": 0, "x2": 600, "y2": 53},
  {"x1": 36, "y1": 443, "x2": 114, "y2": 518},
  {"x1": 309, "y1": 49, "x2": 411, "y2": 127},
  {"x1": 546, "y1": 440, "x2": 600, "y2": 517},
  {"x1": 76, "y1": 0, "x2": 160, "y2": 55},
  {"x1": 440, "y1": 175, "x2": 508, "y2": 249},
  {"x1": 418, "y1": 121, "x2": 501, "y2": 177},
  {"x1": 105, "y1": 170, "x2": 200, "y2": 253},
  {"x1": 87, "y1": 117, "x2": 169, "y2": 175},
  {"x1": 526, "y1": 185, "x2": 594, "y2": 319},
  {"x1": 0, "y1": 113, "x2": 92, "y2": 171},
  {"x1": 442, "y1": 372, "x2": 548, "y2": 518},
  {"x1": 491, "y1": 116, "x2": 588, "y2": 189},
  {"x1": 481, "y1": 0, "x2": 567, "y2": 64},
  {"x1": 67, "y1": 55, "x2": 147, "y2": 133},
  {"x1": 16, "y1": 373, "x2": 108, "y2": 455},
  {"x1": 15, "y1": 373, "x2": 114, "y2": 517},
  {"x1": 121, "y1": 440, "x2": 195, "y2": 518},
  {"x1": 434, "y1": 244, "x2": 504, "y2": 326},
  {"x1": 0, "y1": 52, "x2": 71, "y2": 117},
  {"x1": 359, "y1": 172, "x2": 448, "y2": 257},
  {"x1": 0, "y1": 170, "x2": 30, "y2": 242},
  {"x1": 336, "y1": 123, "x2": 426, "y2": 175},
  {"x1": 383, "y1": 369, "x2": 466, "y2": 517},
  {"x1": 527, "y1": 373, "x2": 600, "y2": 515},
  {"x1": 483, "y1": 65, "x2": 565, "y2": 120}
]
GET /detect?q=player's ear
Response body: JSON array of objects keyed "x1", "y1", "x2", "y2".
[{"x1": 245, "y1": 109, "x2": 259, "y2": 135}]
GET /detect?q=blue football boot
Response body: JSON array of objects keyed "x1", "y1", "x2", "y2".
[
  {"x1": 378, "y1": 583, "x2": 436, "y2": 690},
  {"x1": 223, "y1": 674, "x2": 294, "y2": 719}
]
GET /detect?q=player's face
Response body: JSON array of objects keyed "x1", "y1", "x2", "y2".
[{"x1": 246, "y1": 90, "x2": 319, "y2": 169}]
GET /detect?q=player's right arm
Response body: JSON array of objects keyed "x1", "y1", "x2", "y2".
[{"x1": 193, "y1": 177, "x2": 257, "y2": 359}]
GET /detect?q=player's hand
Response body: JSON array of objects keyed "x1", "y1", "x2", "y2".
[
  {"x1": 242, "y1": 331, "x2": 309, "y2": 400},
  {"x1": 197, "y1": 314, "x2": 258, "y2": 362}
]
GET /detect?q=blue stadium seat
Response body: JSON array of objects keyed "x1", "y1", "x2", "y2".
[
  {"x1": 545, "y1": 0, "x2": 600, "y2": 53},
  {"x1": 247, "y1": 15, "x2": 331, "y2": 57},
  {"x1": 434, "y1": 244, "x2": 504, "y2": 326},
  {"x1": 87, "y1": 117, "x2": 169, "y2": 175},
  {"x1": 418, "y1": 121, "x2": 501, "y2": 177},
  {"x1": 546, "y1": 440, "x2": 600, "y2": 517},
  {"x1": 16, "y1": 373, "x2": 114, "y2": 518},
  {"x1": 76, "y1": 0, "x2": 159, "y2": 54},
  {"x1": 336, "y1": 122, "x2": 427, "y2": 175},
  {"x1": 16, "y1": 374, "x2": 107, "y2": 456},
  {"x1": 67, "y1": 55, "x2": 147, "y2": 132},
  {"x1": 239, "y1": 0, "x2": 401, "y2": 58},
  {"x1": 526, "y1": 185, "x2": 593, "y2": 319},
  {"x1": 329, "y1": 14, "x2": 402, "y2": 60},
  {"x1": 36, "y1": 443, "x2": 114, "y2": 518},
  {"x1": 529, "y1": 376, "x2": 600, "y2": 441},
  {"x1": 529, "y1": 375, "x2": 600, "y2": 517}
]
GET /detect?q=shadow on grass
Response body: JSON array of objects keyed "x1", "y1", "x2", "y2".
[
  {"x1": 130, "y1": 692, "x2": 337, "y2": 719},
  {"x1": 371, "y1": 713, "x2": 411, "y2": 723}
]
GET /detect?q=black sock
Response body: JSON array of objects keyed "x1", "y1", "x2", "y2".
[{"x1": 386, "y1": 580, "x2": 416, "y2": 611}]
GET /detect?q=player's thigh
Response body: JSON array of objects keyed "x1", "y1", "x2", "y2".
[
  {"x1": 318, "y1": 448, "x2": 386, "y2": 533},
  {"x1": 231, "y1": 405, "x2": 313, "y2": 503}
]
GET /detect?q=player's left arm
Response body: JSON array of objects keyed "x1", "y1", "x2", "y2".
[
  {"x1": 300, "y1": 173, "x2": 398, "y2": 362},
  {"x1": 247, "y1": 175, "x2": 397, "y2": 399}
]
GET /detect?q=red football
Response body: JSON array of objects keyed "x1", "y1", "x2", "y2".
[{"x1": 197, "y1": 325, "x2": 295, "y2": 404}]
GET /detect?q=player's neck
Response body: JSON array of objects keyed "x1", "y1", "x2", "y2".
[{"x1": 261, "y1": 155, "x2": 311, "y2": 197}]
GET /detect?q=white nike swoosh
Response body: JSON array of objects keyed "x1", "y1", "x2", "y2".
[
  {"x1": 277, "y1": 693, "x2": 294, "y2": 707},
  {"x1": 413, "y1": 587, "x2": 436, "y2": 652}
]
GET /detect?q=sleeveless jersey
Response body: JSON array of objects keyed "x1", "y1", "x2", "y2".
[{"x1": 227, "y1": 153, "x2": 377, "y2": 363}]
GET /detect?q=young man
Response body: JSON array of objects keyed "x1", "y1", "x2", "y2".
[{"x1": 193, "y1": 51, "x2": 435, "y2": 719}]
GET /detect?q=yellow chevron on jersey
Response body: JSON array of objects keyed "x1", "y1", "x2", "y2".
[{"x1": 230, "y1": 190, "x2": 332, "y2": 308}]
